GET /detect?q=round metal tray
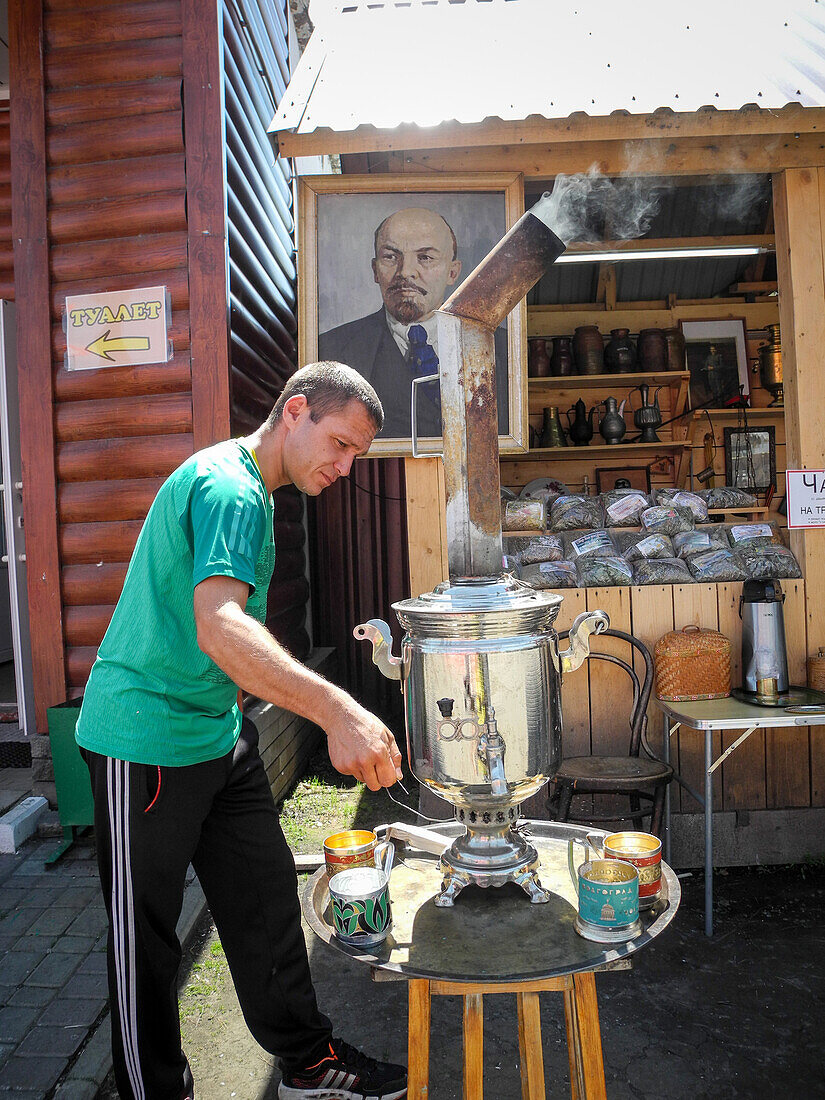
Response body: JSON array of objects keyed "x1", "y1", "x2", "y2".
[
  {"x1": 731, "y1": 686, "x2": 825, "y2": 709},
  {"x1": 302, "y1": 819, "x2": 681, "y2": 983}
]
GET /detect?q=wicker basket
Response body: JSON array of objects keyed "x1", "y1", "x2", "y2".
[{"x1": 654, "y1": 625, "x2": 731, "y2": 701}]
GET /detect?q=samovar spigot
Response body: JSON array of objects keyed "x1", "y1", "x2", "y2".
[{"x1": 477, "y1": 712, "x2": 508, "y2": 797}]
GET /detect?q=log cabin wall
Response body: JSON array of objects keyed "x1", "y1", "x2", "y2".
[
  {"x1": 0, "y1": 105, "x2": 12, "y2": 299},
  {"x1": 7, "y1": 0, "x2": 314, "y2": 736}
]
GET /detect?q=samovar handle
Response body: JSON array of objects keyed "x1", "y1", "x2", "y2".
[
  {"x1": 558, "y1": 609, "x2": 610, "y2": 674},
  {"x1": 353, "y1": 619, "x2": 402, "y2": 680}
]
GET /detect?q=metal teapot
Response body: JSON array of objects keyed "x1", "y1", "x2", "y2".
[
  {"x1": 598, "y1": 396, "x2": 627, "y2": 444},
  {"x1": 632, "y1": 383, "x2": 663, "y2": 443},
  {"x1": 566, "y1": 398, "x2": 595, "y2": 447}
]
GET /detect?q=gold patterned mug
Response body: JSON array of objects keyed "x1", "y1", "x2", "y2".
[
  {"x1": 323, "y1": 829, "x2": 392, "y2": 881},
  {"x1": 587, "y1": 831, "x2": 662, "y2": 909}
]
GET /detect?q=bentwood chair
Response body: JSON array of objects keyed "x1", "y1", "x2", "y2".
[{"x1": 548, "y1": 627, "x2": 673, "y2": 837}]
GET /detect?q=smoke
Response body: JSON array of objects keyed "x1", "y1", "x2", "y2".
[
  {"x1": 533, "y1": 166, "x2": 662, "y2": 245},
  {"x1": 696, "y1": 174, "x2": 771, "y2": 229}
]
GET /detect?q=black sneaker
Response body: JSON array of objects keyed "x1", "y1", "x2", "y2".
[{"x1": 278, "y1": 1038, "x2": 407, "y2": 1099}]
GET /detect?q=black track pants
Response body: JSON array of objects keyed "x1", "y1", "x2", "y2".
[{"x1": 84, "y1": 717, "x2": 332, "y2": 1100}]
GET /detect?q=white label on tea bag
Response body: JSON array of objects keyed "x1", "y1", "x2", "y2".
[
  {"x1": 571, "y1": 530, "x2": 613, "y2": 557},
  {"x1": 730, "y1": 523, "x2": 773, "y2": 542},
  {"x1": 636, "y1": 535, "x2": 663, "y2": 558},
  {"x1": 606, "y1": 493, "x2": 647, "y2": 521}
]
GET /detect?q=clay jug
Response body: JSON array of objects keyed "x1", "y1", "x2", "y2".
[
  {"x1": 565, "y1": 399, "x2": 595, "y2": 447},
  {"x1": 549, "y1": 336, "x2": 574, "y2": 377},
  {"x1": 599, "y1": 396, "x2": 628, "y2": 444},
  {"x1": 637, "y1": 328, "x2": 668, "y2": 373},
  {"x1": 663, "y1": 327, "x2": 686, "y2": 372},
  {"x1": 604, "y1": 328, "x2": 636, "y2": 373},
  {"x1": 528, "y1": 338, "x2": 551, "y2": 378},
  {"x1": 573, "y1": 326, "x2": 604, "y2": 375}
]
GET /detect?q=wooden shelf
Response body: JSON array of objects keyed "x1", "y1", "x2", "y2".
[
  {"x1": 528, "y1": 371, "x2": 689, "y2": 390},
  {"x1": 505, "y1": 441, "x2": 690, "y2": 461},
  {"x1": 691, "y1": 407, "x2": 785, "y2": 418}
]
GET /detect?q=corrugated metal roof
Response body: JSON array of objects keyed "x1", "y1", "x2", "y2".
[{"x1": 272, "y1": 0, "x2": 825, "y2": 143}]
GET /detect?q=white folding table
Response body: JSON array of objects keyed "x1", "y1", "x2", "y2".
[{"x1": 656, "y1": 696, "x2": 825, "y2": 936}]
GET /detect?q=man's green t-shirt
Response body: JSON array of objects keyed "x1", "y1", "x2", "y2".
[{"x1": 76, "y1": 441, "x2": 275, "y2": 766}]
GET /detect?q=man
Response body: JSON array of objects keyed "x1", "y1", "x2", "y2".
[
  {"x1": 319, "y1": 207, "x2": 509, "y2": 439},
  {"x1": 75, "y1": 363, "x2": 407, "y2": 1100}
]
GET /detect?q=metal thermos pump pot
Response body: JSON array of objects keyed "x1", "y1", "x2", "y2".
[{"x1": 740, "y1": 580, "x2": 790, "y2": 697}]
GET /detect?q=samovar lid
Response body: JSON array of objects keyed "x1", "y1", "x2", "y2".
[{"x1": 393, "y1": 572, "x2": 562, "y2": 626}]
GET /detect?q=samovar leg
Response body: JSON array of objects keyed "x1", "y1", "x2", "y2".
[
  {"x1": 434, "y1": 866, "x2": 473, "y2": 907},
  {"x1": 512, "y1": 864, "x2": 551, "y2": 904}
]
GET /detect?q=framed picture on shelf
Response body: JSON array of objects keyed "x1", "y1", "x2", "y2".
[
  {"x1": 297, "y1": 172, "x2": 526, "y2": 457},
  {"x1": 594, "y1": 465, "x2": 652, "y2": 494},
  {"x1": 680, "y1": 319, "x2": 749, "y2": 409},
  {"x1": 723, "y1": 425, "x2": 776, "y2": 493}
]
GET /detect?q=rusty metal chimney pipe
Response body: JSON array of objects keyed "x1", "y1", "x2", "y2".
[{"x1": 434, "y1": 198, "x2": 566, "y2": 580}]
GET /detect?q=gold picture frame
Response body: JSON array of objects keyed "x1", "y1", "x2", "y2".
[{"x1": 298, "y1": 172, "x2": 527, "y2": 457}]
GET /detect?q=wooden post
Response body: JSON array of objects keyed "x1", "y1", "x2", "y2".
[
  {"x1": 8, "y1": 0, "x2": 66, "y2": 731},
  {"x1": 773, "y1": 169, "x2": 825, "y2": 654},
  {"x1": 407, "y1": 979, "x2": 431, "y2": 1100},
  {"x1": 182, "y1": 0, "x2": 231, "y2": 447},
  {"x1": 462, "y1": 992, "x2": 484, "y2": 1100},
  {"x1": 404, "y1": 456, "x2": 448, "y2": 596}
]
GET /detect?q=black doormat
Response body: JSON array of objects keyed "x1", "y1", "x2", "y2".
[{"x1": 0, "y1": 741, "x2": 31, "y2": 768}]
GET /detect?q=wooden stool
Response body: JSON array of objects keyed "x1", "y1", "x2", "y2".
[{"x1": 402, "y1": 963, "x2": 628, "y2": 1100}]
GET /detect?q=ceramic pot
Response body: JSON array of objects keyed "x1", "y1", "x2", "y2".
[
  {"x1": 604, "y1": 328, "x2": 636, "y2": 374},
  {"x1": 663, "y1": 327, "x2": 686, "y2": 372},
  {"x1": 528, "y1": 338, "x2": 551, "y2": 378},
  {"x1": 637, "y1": 329, "x2": 668, "y2": 373},
  {"x1": 549, "y1": 336, "x2": 574, "y2": 377},
  {"x1": 573, "y1": 326, "x2": 604, "y2": 375}
]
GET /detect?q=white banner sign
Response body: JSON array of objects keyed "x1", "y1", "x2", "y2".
[{"x1": 786, "y1": 469, "x2": 825, "y2": 529}]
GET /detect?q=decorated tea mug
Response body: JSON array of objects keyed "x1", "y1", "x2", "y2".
[
  {"x1": 324, "y1": 829, "x2": 393, "y2": 881},
  {"x1": 329, "y1": 866, "x2": 392, "y2": 948},
  {"x1": 586, "y1": 830, "x2": 662, "y2": 909},
  {"x1": 568, "y1": 838, "x2": 639, "y2": 931}
]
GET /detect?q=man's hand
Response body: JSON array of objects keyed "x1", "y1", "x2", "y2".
[{"x1": 326, "y1": 697, "x2": 403, "y2": 791}]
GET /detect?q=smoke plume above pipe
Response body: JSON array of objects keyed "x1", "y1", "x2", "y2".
[{"x1": 533, "y1": 166, "x2": 662, "y2": 245}]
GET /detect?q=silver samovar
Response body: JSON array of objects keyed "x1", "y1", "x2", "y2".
[{"x1": 355, "y1": 196, "x2": 609, "y2": 906}]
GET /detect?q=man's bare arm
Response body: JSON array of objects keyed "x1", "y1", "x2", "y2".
[{"x1": 193, "y1": 575, "x2": 402, "y2": 791}]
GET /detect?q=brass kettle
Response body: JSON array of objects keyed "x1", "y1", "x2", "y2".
[{"x1": 758, "y1": 323, "x2": 783, "y2": 406}]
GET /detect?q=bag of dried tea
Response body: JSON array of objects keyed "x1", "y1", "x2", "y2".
[
  {"x1": 632, "y1": 557, "x2": 694, "y2": 585},
  {"x1": 549, "y1": 495, "x2": 605, "y2": 531},
  {"x1": 562, "y1": 528, "x2": 616, "y2": 560},
  {"x1": 654, "y1": 488, "x2": 709, "y2": 522},
  {"x1": 686, "y1": 548, "x2": 748, "y2": 582},
  {"x1": 725, "y1": 522, "x2": 783, "y2": 549},
  {"x1": 697, "y1": 486, "x2": 757, "y2": 509},
  {"x1": 512, "y1": 533, "x2": 565, "y2": 565},
  {"x1": 600, "y1": 489, "x2": 651, "y2": 527},
  {"x1": 616, "y1": 531, "x2": 674, "y2": 561},
  {"x1": 501, "y1": 499, "x2": 545, "y2": 532},
  {"x1": 735, "y1": 544, "x2": 803, "y2": 580},
  {"x1": 575, "y1": 555, "x2": 633, "y2": 587},
  {"x1": 640, "y1": 505, "x2": 695, "y2": 536},
  {"x1": 520, "y1": 561, "x2": 578, "y2": 589},
  {"x1": 672, "y1": 525, "x2": 729, "y2": 559}
]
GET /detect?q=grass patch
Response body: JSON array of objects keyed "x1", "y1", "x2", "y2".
[
  {"x1": 278, "y1": 743, "x2": 412, "y2": 855},
  {"x1": 180, "y1": 938, "x2": 230, "y2": 1019}
]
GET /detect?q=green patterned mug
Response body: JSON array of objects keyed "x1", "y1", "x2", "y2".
[{"x1": 329, "y1": 867, "x2": 392, "y2": 948}]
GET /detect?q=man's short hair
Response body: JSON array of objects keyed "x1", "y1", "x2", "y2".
[
  {"x1": 373, "y1": 210, "x2": 458, "y2": 261},
  {"x1": 266, "y1": 362, "x2": 384, "y2": 431}
]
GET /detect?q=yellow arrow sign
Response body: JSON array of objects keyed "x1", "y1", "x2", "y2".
[{"x1": 86, "y1": 330, "x2": 152, "y2": 361}]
